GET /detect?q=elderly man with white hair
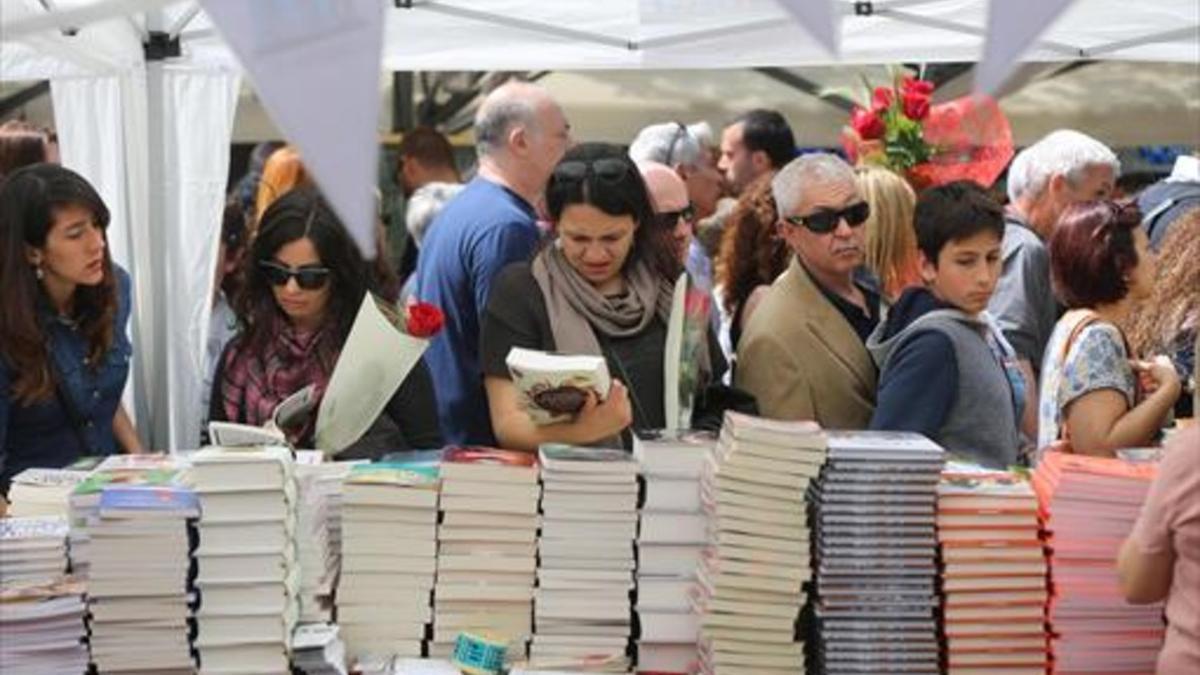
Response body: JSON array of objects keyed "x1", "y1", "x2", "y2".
[
  {"x1": 989, "y1": 129, "x2": 1120, "y2": 371},
  {"x1": 414, "y1": 80, "x2": 572, "y2": 445},
  {"x1": 735, "y1": 153, "x2": 882, "y2": 427}
]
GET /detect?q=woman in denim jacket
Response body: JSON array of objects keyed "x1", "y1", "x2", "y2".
[{"x1": 0, "y1": 164, "x2": 142, "y2": 508}]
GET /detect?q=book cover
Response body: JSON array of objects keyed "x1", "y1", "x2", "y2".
[
  {"x1": 346, "y1": 462, "x2": 439, "y2": 488},
  {"x1": 506, "y1": 347, "x2": 612, "y2": 425}
]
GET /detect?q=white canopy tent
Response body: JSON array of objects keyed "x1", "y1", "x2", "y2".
[{"x1": 2, "y1": 0, "x2": 1197, "y2": 451}]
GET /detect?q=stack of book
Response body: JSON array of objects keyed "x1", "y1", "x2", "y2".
[
  {"x1": 293, "y1": 622, "x2": 349, "y2": 675},
  {"x1": 338, "y1": 462, "x2": 440, "y2": 661},
  {"x1": 0, "y1": 516, "x2": 69, "y2": 584},
  {"x1": 67, "y1": 454, "x2": 184, "y2": 578},
  {"x1": 6, "y1": 468, "x2": 88, "y2": 517},
  {"x1": 532, "y1": 444, "x2": 638, "y2": 672},
  {"x1": 937, "y1": 462, "x2": 1048, "y2": 674},
  {"x1": 87, "y1": 476, "x2": 198, "y2": 674},
  {"x1": 0, "y1": 576, "x2": 89, "y2": 673},
  {"x1": 809, "y1": 431, "x2": 944, "y2": 675},
  {"x1": 192, "y1": 446, "x2": 298, "y2": 674},
  {"x1": 1032, "y1": 451, "x2": 1163, "y2": 674},
  {"x1": 296, "y1": 461, "x2": 350, "y2": 623},
  {"x1": 433, "y1": 447, "x2": 540, "y2": 660},
  {"x1": 693, "y1": 412, "x2": 826, "y2": 675},
  {"x1": 633, "y1": 430, "x2": 716, "y2": 673}
]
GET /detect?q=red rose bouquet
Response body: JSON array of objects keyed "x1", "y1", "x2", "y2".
[{"x1": 840, "y1": 70, "x2": 1014, "y2": 190}]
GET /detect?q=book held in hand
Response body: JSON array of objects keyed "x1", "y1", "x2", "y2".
[{"x1": 506, "y1": 347, "x2": 612, "y2": 425}]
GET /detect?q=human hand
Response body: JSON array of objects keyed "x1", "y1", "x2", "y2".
[
  {"x1": 0, "y1": 495, "x2": 8, "y2": 518},
  {"x1": 576, "y1": 380, "x2": 633, "y2": 441},
  {"x1": 1131, "y1": 356, "x2": 1181, "y2": 398}
]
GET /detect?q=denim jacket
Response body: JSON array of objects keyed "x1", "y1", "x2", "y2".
[{"x1": 0, "y1": 266, "x2": 132, "y2": 494}]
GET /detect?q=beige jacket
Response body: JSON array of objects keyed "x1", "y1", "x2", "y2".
[{"x1": 734, "y1": 257, "x2": 878, "y2": 428}]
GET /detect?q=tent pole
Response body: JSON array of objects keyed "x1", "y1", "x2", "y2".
[
  {"x1": 1083, "y1": 26, "x2": 1200, "y2": 58},
  {"x1": 877, "y1": 7, "x2": 1083, "y2": 58},
  {"x1": 408, "y1": 0, "x2": 634, "y2": 51}
]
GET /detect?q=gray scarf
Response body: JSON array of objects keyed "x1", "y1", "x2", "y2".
[{"x1": 531, "y1": 243, "x2": 674, "y2": 356}]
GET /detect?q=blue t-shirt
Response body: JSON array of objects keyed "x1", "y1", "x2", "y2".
[
  {"x1": 1, "y1": 266, "x2": 133, "y2": 493},
  {"x1": 413, "y1": 177, "x2": 540, "y2": 445}
]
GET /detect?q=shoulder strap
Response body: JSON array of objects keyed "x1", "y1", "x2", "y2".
[{"x1": 1059, "y1": 311, "x2": 1102, "y2": 365}]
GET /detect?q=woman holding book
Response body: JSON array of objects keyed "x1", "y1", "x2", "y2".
[
  {"x1": 1037, "y1": 201, "x2": 1180, "y2": 457},
  {"x1": 480, "y1": 143, "x2": 723, "y2": 452},
  {"x1": 0, "y1": 164, "x2": 143, "y2": 505},
  {"x1": 210, "y1": 187, "x2": 441, "y2": 457}
]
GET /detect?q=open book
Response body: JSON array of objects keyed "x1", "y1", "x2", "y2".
[
  {"x1": 208, "y1": 385, "x2": 317, "y2": 447},
  {"x1": 209, "y1": 294, "x2": 430, "y2": 451},
  {"x1": 506, "y1": 347, "x2": 611, "y2": 425}
]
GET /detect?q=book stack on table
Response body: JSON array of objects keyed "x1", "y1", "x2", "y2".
[
  {"x1": 432, "y1": 447, "x2": 540, "y2": 661},
  {"x1": 67, "y1": 454, "x2": 185, "y2": 579},
  {"x1": 5, "y1": 468, "x2": 88, "y2": 518},
  {"x1": 531, "y1": 444, "x2": 638, "y2": 672},
  {"x1": 809, "y1": 431, "x2": 944, "y2": 675},
  {"x1": 694, "y1": 412, "x2": 826, "y2": 675},
  {"x1": 937, "y1": 462, "x2": 1048, "y2": 674},
  {"x1": 192, "y1": 446, "x2": 298, "y2": 674},
  {"x1": 0, "y1": 575, "x2": 89, "y2": 674},
  {"x1": 295, "y1": 461, "x2": 350, "y2": 623},
  {"x1": 338, "y1": 462, "x2": 440, "y2": 662},
  {"x1": 1032, "y1": 452, "x2": 1163, "y2": 675},
  {"x1": 0, "y1": 515, "x2": 69, "y2": 585},
  {"x1": 87, "y1": 475, "x2": 198, "y2": 674},
  {"x1": 633, "y1": 430, "x2": 716, "y2": 673}
]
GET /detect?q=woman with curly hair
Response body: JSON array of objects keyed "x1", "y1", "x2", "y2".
[
  {"x1": 856, "y1": 165, "x2": 920, "y2": 300},
  {"x1": 714, "y1": 174, "x2": 789, "y2": 361},
  {"x1": 1125, "y1": 207, "x2": 1200, "y2": 419}
]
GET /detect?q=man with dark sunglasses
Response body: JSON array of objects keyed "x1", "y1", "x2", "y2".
[
  {"x1": 735, "y1": 153, "x2": 882, "y2": 429},
  {"x1": 413, "y1": 80, "x2": 572, "y2": 446}
]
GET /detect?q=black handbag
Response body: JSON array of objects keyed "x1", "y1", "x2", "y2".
[{"x1": 690, "y1": 383, "x2": 759, "y2": 432}]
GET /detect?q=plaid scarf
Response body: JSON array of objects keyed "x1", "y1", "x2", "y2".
[{"x1": 220, "y1": 319, "x2": 335, "y2": 445}]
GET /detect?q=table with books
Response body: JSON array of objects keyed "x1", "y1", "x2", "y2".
[{"x1": 0, "y1": 412, "x2": 1176, "y2": 675}]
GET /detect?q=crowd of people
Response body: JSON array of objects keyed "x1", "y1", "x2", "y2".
[{"x1": 1, "y1": 80, "x2": 1198, "y2": 667}]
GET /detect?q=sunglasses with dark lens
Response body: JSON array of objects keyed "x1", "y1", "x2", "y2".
[
  {"x1": 654, "y1": 204, "x2": 696, "y2": 229},
  {"x1": 553, "y1": 158, "x2": 632, "y2": 185},
  {"x1": 259, "y1": 260, "x2": 331, "y2": 290},
  {"x1": 784, "y1": 201, "x2": 871, "y2": 234}
]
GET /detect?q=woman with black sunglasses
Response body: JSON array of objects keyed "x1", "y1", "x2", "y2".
[
  {"x1": 479, "y1": 143, "x2": 724, "y2": 452},
  {"x1": 210, "y1": 187, "x2": 442, "y2": 456}
]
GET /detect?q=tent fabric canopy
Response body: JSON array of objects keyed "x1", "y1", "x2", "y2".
[{"x1": 2, "y1": 0, "x2": 1198, "y2": 451}]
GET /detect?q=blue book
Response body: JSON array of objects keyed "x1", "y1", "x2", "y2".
[{"x1": 99, "y1": 484, "x2": 200, "y2": 517}]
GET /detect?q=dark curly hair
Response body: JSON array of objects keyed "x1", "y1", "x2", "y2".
[{"x1": 715, "y1": 174, "x2": 788, "y2": 316}]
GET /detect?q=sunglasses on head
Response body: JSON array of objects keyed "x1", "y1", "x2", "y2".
[
  {"x1": 259, "y1": 260, "x2": 331, "y2": 290},
  {"x1": 664, "y1": 122, "x2": 688, "y2": 166},
  {"x1": 553, "y1": 158, "x2": 633, "y2": 185},
  {"x1": 784, "y1": 201, "x2": 870, "y2": 234}
]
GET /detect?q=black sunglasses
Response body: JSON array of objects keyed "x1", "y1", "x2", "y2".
[
  {"x1": 259, "y1": 260, "x2": 331, "y2": 290},
  {"x1": 655, "y1": 203, "x2": 696, "y2": 229},
  {"x1": 784, "y1": 201, "x2": 870, "y2": 234},
  {"x1": 553, "y1": 158, "x2": 633, "y2": 185}
]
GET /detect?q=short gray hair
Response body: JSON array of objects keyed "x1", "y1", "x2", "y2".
[
  {"x1": 771, "y1": 153, "x2": 856, "y2": 216},
  {"x1": 1006, "y1": 146, "x2": 1033, "y2": 203},
  {"x1": 629, "y1": 122, "x2": 704, "y2": 168},
  {"x1": 1018, "y1": 129, "x2": 1120, "y2": 201},
  {"x1": 474, "y1": 94, "x2": 538, "y2": 158}
]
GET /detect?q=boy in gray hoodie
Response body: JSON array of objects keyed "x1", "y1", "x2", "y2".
[{"x1": 867, "y1": 181, "x2": 1024, "y2": 468}]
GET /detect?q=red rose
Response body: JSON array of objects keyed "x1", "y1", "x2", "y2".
[
  {"x1": 871, "y1": 86, "x2": 894, "y2": 112},
  {"x1": 901, "y1": 76, "x2": 935, "y2": 97},
  {"x1": 900, "y1": 76, "x2": 934, "y2": 120},
  {"x1": 405, "y1": 301, "x2": 444, "y2": 338},
  {"x1": 850, "y1": 106, "x2": 885, "y2": 141}
]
